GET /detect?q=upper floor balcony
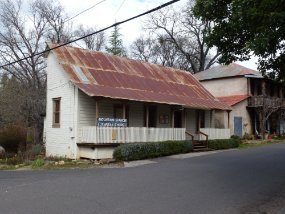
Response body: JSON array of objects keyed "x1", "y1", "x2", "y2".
[{"x1": 248, "y1": 95, "x2": 284, "y2": 108}]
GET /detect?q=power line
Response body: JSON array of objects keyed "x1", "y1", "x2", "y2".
[
  {"x1": 114, "y1": 0, "x2": 126, "y2": 17},
  {"x1": 65, "y1": 0, "x2": 107, "y2": 23},
  {"x1": 0, "y1": 0, "x2": 180, "y2": 69}
]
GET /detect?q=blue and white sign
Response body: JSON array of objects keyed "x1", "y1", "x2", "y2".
[{"x1": 97, "y1": 118, "x2": 128, "y2": 127}]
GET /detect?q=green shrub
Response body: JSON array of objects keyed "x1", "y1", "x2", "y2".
[
  {"x1": 113, "y1": 140, "x2": 193, "y2": 161},
  {"x1": 230, "y1": 135, "x2": 240, "y2": 140},
  {"x1": 208, "y1": 138, "x2": 240, "y2": 150},
  {"x1": 0, "y1": 126, "x2": 26, "y2": 153},
  {"x1": 31, "y1": 159, "x2": 45, "y2": 168}
]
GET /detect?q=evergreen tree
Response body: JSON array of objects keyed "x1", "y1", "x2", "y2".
[
  {"x1": 106, "y1": 25, "x2": 126, "y2": 56},
  {"x1": 194, "y1": 0, "x2": 285, "y2": 80}
]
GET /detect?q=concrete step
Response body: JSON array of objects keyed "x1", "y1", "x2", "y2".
[
  {"x1": 193, "y1": 148, "x2": 212, "y2": 152},
  {"x1": 193, "y1": 145, "x2": 207, "y2": 149}
]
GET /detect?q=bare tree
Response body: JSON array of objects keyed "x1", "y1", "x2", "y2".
[
  {"x1": 0, "y1": 0, "x2": 71, "y2": 143},
  {"x1": 32, "y1": 0, "x2": 73, "y2": 43},
  {"x1": 131, "y1": 35, "x2": 191, "y2": 71},
  {"x1": 144, "y1": 1, "x2": 220, "y2": 73},
  {"x1": 131, "y1": 37, "x2": 157, "y2": 63},
  {"x1": 256, "y1": 97, "x2": 281, "y2": 139},
  {"x1": 74, "y1": 25, "x2": 105, "y2": 51}
]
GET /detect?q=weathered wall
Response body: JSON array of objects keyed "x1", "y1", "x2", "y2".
[
  {"x1": 229, "y1": 100, "x2": 252, "y2": 136},
  {"x1": 200, "y1": 77, "x2": 248, "y2": 97},
  {"x1": 215, "y1": 100, "x2": 252, "y2": 136}
]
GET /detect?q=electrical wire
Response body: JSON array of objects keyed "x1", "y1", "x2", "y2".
[
  {"x1": 114, "y1": 0, "x2": 126, "y2": 17},
  {"x1": 64, "y1": 0, "x2": 107, "y2": 23},
  {"x1": 0, "y1": 0, "x2": 180, "y2": 69}
]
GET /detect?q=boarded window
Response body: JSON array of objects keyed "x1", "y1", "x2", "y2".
[{"x1": 53, "y1": 98, "x2": 61, "y2": 128}]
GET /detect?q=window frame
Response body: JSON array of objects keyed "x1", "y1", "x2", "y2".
[{"x1": 52, "y1": 97, "x2": 61, "y2": 128}]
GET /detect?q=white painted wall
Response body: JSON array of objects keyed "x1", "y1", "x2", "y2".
[
  {"x1": 78, "y1": 90, "x2": 96, "y2": 128},
  {"x1": 185, "y1": 109, "x2": 197, "y2": 137},
  {"x1": 201, "y1": 77, "x2": 248, "y2": 97},
  {"x1": 45, "y1": 53, "x2": 78, "y2": 159},
  {"x1": 128, "y1": 102, "x2": 144, "y2": 127},
  {"x1": 205, "y1": 110, "x2": 211, "y2": 128}
]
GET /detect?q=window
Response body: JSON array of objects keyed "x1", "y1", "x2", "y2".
[
  {"x1": 52, "y1": 98, "x2": 61, "y2": 128},
  {"x1": 113, "y1": 104, "x2": 129, "y2": 125},
  {"x1": 114, "y1": 104, "x2": 123, "y2": 119}
]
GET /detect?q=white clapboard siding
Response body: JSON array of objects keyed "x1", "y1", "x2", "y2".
[
  {"x1": 79, "y1": 127, "x2": 186, "y2": 144},
  {"x1": 200, "y1": 128, "x2": 231, "y2": 140}
]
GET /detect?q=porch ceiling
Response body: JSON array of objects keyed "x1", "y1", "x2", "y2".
[{"x1": 48, "y1": 43, "x2": 231, "y2": 110}]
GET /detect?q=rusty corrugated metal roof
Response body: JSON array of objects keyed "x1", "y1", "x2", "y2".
[
  {"x1": 48, "y1": 43, "x2": 231, "y2": 110},
  {"x1": 218, "y1": 95, "x2": 249, "y2": 106},
  {"x1": 194, "y1": 63, "x2": 263, "y2": 81}
]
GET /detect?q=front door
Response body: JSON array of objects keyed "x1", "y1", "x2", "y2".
[{"x1": 234, "y1": 117, "x2": 243, "y2": 137}]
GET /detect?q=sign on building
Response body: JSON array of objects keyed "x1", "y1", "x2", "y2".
[{"x1": 97, "y1": 118, "x2": 128, "y2": 127}]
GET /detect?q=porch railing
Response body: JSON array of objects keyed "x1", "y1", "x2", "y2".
[
  {"x1": 78, "y1": 127, "x2": 186, "y2": 144},
  {"x1": 199, "y1": 128, "x2": 230, "y2": 140}
]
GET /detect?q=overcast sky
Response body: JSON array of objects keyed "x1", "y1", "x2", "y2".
[
  {"x1": 58, "y1": 0, "x2": 185, "y2": 44},
  {"x1": 57, "y1": 0, "x2": 258, "y2": 70}
]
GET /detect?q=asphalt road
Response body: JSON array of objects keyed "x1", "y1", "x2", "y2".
[{"x1": 1, "y1": 143, "x2": 285, "y2": 214}]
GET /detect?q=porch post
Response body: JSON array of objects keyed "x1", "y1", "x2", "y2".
[
  {"x1": 227, "y1": 110, "x2": 230, "y2": 129},
  {"x1": 184, "y1": 108, "x2": 187, "y2": 129},
  {"x1": 146, "y1": 105, "x2": 149, "y2": 127},
  {"x1": 122, "y1": 103, "x2": 126, "y2": 119},
  {"x1": 171, "y1": 110, "x2": 175, "y2": 128},
  {"x1": 210, "y1": 110, "x2": 213, "y2": 128},
  {"x1": 247, "y1": 78, "x2": 252, "y2": 96},
  {"x1": 198, "y1": 110, "x2": 201, "y2": 131},
  {"x1": 95, "y1": 100, "x2": 99, "y2": 126}
]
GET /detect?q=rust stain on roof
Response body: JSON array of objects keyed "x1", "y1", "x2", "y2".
[
  {"x1": 48, "y1": 43, "x2": 230, "y2": 110},
  {"x1": 218, "y1": 95, "x2": 249, "y2": 106}
]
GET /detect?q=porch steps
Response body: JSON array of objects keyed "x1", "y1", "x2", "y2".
[{"x1": 193, "y1": 141, "x2": 211, "y2": 152}]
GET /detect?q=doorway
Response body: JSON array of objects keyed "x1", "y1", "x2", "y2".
[
  {"x1": 148, "y1": 106, "x2": 157, "y2": 127},
  {"x1": 174, "y1": 110, "x2": 182, "y2": 128},
  {"x1": 234, "y1": 117, "x2": 243, "y2": 137}
]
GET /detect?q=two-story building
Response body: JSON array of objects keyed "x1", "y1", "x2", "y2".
[{"x1": 194, "y1": 63, "x2": 285, "y2": 138}]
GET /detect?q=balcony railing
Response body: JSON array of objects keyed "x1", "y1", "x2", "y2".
[{"x1": 248, "y1": 96, "x2": 283, "y2": 107}]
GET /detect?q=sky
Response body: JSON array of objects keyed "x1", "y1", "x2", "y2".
[
  {"x1": 57, "y1": 0, "x2": 258, "y2": 70},
  {"x1": 58, "y1": 0, "x2": 180, "y2": 44}
]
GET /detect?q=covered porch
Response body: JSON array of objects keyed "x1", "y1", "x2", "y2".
[{"x1": 76, "y1": 92, "x2": 230, "y2": 159}]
